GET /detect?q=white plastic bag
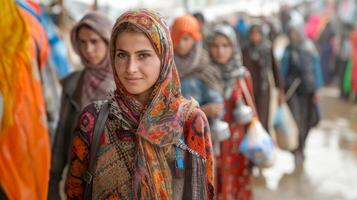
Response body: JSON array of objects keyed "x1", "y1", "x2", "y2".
[
  {"x1": 273, "y1": 103, "x2": 299, "y2": 151},
  {"x1": 239, "y1": 118, "x2": 275, "y2": 168}
]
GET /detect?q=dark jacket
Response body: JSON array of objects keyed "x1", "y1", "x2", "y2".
[
  {"x1": 242, "y1": 42, "x2": 283, "y2": 130},
  {"x1": 48, "y1": 71, "x2": 84, "y2": 199}
]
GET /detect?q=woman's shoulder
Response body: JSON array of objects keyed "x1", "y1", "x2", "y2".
[
  {"x1": 182, "y1": 99, "x2": 211, "y2": 159},
  {"x1": 61, "y1": 70, "x2": 83, "y2": 85},
  {"x1": 242, "y1": 66, "x2": 252, "y2": 79},
  {"x1": 182, "y1": 98, "x2": 209, "y2": 132},
  {"x1": 75, "y1": 100, "x2": 109, "y2": 142},
  {"x1": 187, "y1": 106, "x2": 208, "y2": 124},
  {"x1": 232, "y1": 66, "x2": 251, "y2": 80},
  {"x1": 181, "y1": 98, "x2": 203, "y2": 121},
  {"x1": 60, "y1": 70, "x2": 84, "y2": 93},
  {"x1": 226, "y1": 67, "x2": 252, "y2": 95}
]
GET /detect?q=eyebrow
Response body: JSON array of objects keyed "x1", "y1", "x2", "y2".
[
  {"x1": 78, "y1": 36, "x2": 100, "y2": 41},
  {"x1": 116, "y1": 49, "x2": 154, "y2": 54}
]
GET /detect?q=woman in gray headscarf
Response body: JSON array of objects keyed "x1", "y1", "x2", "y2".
[
  {"x1": 207, "y1": 24, "x2": 255, "y2": 200},
  {"x1": 48, "y1": 11, "x2": 115, "y2": 199}
]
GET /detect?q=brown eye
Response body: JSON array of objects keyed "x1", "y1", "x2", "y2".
[
  {"x1": 223, "y1": 44, "x2": 231, "y2": 48},
  {"x1": 210, "y1": 44, "x2": 216, "y2": 48},
  {"x1": 116, "y1": 53, "x2": 127, "y2": 59},
  {"x1": 90, "y1": 39, "x2": 98, "y2": 45},
  {"x1": 138, "y1": 53, "x2": 150, "y2": 59}
]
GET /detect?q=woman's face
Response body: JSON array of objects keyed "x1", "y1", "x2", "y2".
[
  {"x1": 78, "y1": 26, "x2": 108, "y2": 65},
  {"x1": 250, "y1": 28, "x2": 262, "y2": 45},
  {"x1": 114, "y1": 31, "x2": 161, "y2": 104},
  {"x1": 289, "y1": 29, "x2": 301, "y2": 44},
  {"x1": 209, "y1": 34, "x2": 233, "y2": 65},
  {"x1": 175, "y1": 33, "x2": 195, "y2": 56}
]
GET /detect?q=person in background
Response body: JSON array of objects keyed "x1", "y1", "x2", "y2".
[
  {"x1": 336, "y1": 24, "x2": 352, "y2": 99},
  {"x1": 193, "y1": 12, "x2": 210, "y2": 43},
  {"x1": 242, "y1": 24, "x2": 284, "y2": 132},
  {"x1": 317, "y1": 21, "x2": 337, "y2": 85},
  {"x1": 65, "y1": 9, "x2": 214, "y2": 199},
  {"x1": 172, "y1": 15, "x2": 227, "y2": 182},
  {"x1": 235, "y1": 15, "x2": 249, "y2": 45},
  {"x1": 281, "y1": 25, "x2": 323, "y2": 165},
  {"x1": 208, "y1": 23, "x2": 255, "y2": 200},
  {"x1": 348, "y1": 25, "x2": 357, "y2": 99},
  {"x1": 279, "y1": 4, "x2": 291, "y2": 35},
  {"x1": 48, "y1": 11, "x2": 115, "y2": 199},
  {"x1": 171, "y1": 14, "x2": 224, "y2": 127}
]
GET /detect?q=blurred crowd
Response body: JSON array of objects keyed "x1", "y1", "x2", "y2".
[{"x1": 1, "y1": 0, "x2": 357, "y2": 199}]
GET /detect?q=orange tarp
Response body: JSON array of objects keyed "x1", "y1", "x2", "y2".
[{"x1": 0, "y1": 0, "x2": 50, "y2": 199}]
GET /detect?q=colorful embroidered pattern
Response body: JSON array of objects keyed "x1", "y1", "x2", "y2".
[{"x1": 66, "y1": 9, "x2": 214, "y2": 200}]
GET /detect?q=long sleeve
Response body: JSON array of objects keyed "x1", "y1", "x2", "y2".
[
  {"x1": 48, "y1": 72, "x2": 84, "y2": 199},
  {"x1": 65, "y1": 104, "x2": 99, "y2": 200},
  {"x1": 185, "y1": 108, "x2": 215, "y2": 199},
  {"x1": 201, "y1": 81, "x2": 224, "y2": 105},
  {"x1": 280, "y1": 50, "x2": 290, "y2": 79},
  {"x1": 313, "y1": 54, "x2": 324, "y2": 89},
  {"x1": 48, "y1": 94, "x2": 73, "y2": 199}
]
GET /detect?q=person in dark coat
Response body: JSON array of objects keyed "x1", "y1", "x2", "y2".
[
  {"x1": 47, "y1": 12, "x2": 115, "y2": 199},
  {"x1": 242, "y1": 25, "x2": 284, "y2": 131},
  {"x1": 281, "y1": 25, "x2": 323, "y2": 165}
]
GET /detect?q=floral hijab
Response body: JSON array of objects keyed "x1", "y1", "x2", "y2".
[{"x1": 109, "y1": 9, "x2": 195, "y2": 199}]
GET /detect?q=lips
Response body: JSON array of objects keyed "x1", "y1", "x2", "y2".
[{"x1": 124, "y1": 77, "x2": 143, "y2": 83}]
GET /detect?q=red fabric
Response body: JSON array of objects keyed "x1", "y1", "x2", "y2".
[
  {"x1": 352, "y1": 64, "x2": 357, "y2": 92},
  {"x1": 304, "y1": 14, "x2": 323, "y2": 41},
  {"x1": 26, "y1": 0, "x2": 41, "y2": 14},
  {"x1": 350, "y1": 31, "x2": 357, "y2": 92},
  {"x1": 217, "y1": 72, "x2": 254, "y2": 200}
]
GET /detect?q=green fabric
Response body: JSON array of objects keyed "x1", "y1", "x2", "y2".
[{"x1": 343, "y1": 59, "x2": 352, "y2": 95}]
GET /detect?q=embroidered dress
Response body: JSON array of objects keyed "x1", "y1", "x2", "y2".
[{"x1": 65, "y1": 9, "x2": 214, "y2": 200}]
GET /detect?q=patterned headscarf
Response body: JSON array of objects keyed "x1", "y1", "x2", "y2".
[
  {"x1": 71, "y1": 11, "x2": 115, "y2": 108},
  {"x1": 109, "y1": 9, "x2": 195, "y2": 199},
  {"x1": 208, "y1": 24, "x2": 244, "y2": 90}
]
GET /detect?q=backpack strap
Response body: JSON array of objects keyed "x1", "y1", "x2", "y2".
[{"x1": 83, "y1": 101, "x2": 110, "y2": 200}]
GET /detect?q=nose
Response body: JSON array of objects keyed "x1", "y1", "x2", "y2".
[
  {"x1": 84, "y1": 42, "x2": 94, "y2": 54},
  {"x1": 217, "y1": 46, "x2": 224, "y2": 57},
  {"x1": 126, "y1": 56, "x2": 139, "y2": 74}
]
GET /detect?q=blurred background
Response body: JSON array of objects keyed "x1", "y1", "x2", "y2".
[{"x1": 1, "y1": 0, "x2": 357, "y2": 199}]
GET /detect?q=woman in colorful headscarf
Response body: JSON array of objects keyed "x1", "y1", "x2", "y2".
[
  {"x1": 207, "y1": 24, "x2": 255, "y2": 200},
  {"x1": 65, "y1": 9, "x2": 214, "y2": 199},
  {"x1": 48, "y1": 11, "x2": 115, "y2": 199},
  {"x1": 242, "y1": 24, "x2": 284, "y2": 131}
]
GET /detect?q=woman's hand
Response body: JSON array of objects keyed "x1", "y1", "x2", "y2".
[{"x1": 201, "y1": 103, "x2": 224, "y2": 117}]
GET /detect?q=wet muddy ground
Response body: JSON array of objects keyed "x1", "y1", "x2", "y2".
[{"x1": 253, "y1": 86, "x2": 357, "y2": 200}]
